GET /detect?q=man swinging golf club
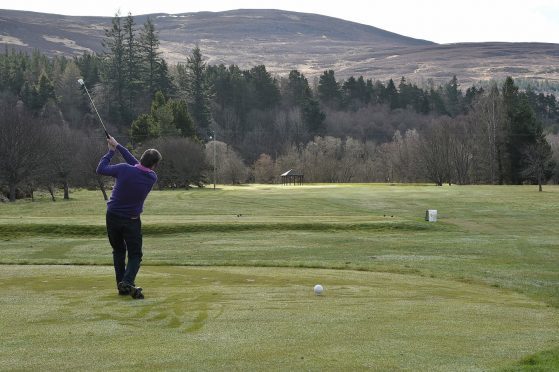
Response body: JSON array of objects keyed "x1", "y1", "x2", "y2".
[{"x1": 96, "y1": 136, "x2": 161, "y2": 299}]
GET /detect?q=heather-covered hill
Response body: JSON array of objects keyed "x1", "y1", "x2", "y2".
[{"x1": 2, "y1": 9, "x2": 558, "y2": 85}]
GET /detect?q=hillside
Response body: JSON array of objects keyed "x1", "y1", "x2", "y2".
[{"x1": 1, "y1": 9, "x2": 559, "y2": 85}]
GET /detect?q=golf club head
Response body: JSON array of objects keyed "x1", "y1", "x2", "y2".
[{"x1": 77, "y1": 78, "x2": 84, "y2": 86}]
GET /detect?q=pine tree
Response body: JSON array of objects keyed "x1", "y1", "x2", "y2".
[
  {"x1": 372, "y1": 80, "x2": 386, "y2": 105},
  {"x1": 318, "y1": 70, "x2": 342, "y2": 109},
  {"x1": 385, "y1": 79, "x2": 399, "y2": 109},
  {"x1": 284, "y1": 70, "x2": 312, "y2": 107},
  {"x1": 429, "y1": 86, "x2": 447, "y2": 115},
  {"x1": 356, "y1": 76, "x2": 370, "y2": 105},
  {"x1": 55, "y1": 61, "x2": 84, "y2": 124},
  {"x1": 444, "y1": 75, "x2": 462, "y2": 117},
  {"x1": 21, "y1": 71, "x2": 56, "y2": 113},
  {"x1": 123, "y1": 13, "x2": 141, "y2": 117},
  {"x1": 102, "y1": 12, "x2": 126, "y2": 124},
  {"x1": 35, "y1": 72, "x2": 56, "y2": 107},
  {"x1": 502, "y1": 76, "x2": 541, "y2": 184},
  {"x1": 138, "y1": 17, "x2": 172, "y2": 101},
  {"x1": 398, "y1": 77, "x2": 410, "y2": 109},
  {"x1": 130, "y1": 113, "x2": 160, "y2": 144},
  {"x1": 302, "y1": 98, "x2": 325, "y2": 135},
  {"x1": 246, "y1": 65, "x2": 280, "y2": 109},
  {"x1": 74, "y1": 52, "x2": 101, "y2": 87},
  {"x1": 169, "y1": 99, "x2": 195, "y2": 138},
  {"x1": 182, "y1": 46, "x2": 212, "y2": 134},
  {"x1": 138, "y1": 17, "x2": 160, "y2": 97},
  {"x1": 342, "y1": 76, "x2": 357, "y2": 107}
]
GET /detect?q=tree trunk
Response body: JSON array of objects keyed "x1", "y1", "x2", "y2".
[
  {"x1": 538, "y1": 173, "x2": 543, "y2": 192},
  {"x1": 97, "y1": 179, "x2": 108, "y2": 201},
  {"x1": 497, "y1": 147, "x2": 504, "y2": 185},
  {"x1": 48, "y1": 185, "x2": 56, "y2": 201},
  {"x1": 63, "y1": 180, "x2": 69, "y2": 200},
  {"x1": 9, "y1": 183, "x2": 16, "y2": 202}
]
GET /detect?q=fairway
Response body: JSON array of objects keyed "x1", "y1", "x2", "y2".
[{"x1": 1, "y1": 184, "x2": 559, "y2": 370}]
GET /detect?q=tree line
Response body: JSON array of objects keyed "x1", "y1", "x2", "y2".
[{"x1": 1, "y1": 13, "x2": 558, "y2": 201}]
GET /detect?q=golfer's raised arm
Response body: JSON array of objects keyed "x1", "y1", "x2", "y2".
[
  {"x1": 116, "y1": 144, "x2": 139, "y2": 166},
  {"x1": 96, "y1": 149, "x2": 119, "y2": 176}
]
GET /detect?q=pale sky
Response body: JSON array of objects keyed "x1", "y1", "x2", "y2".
[{"x1": 2, "y1": 0, "x2": 559, "y2": 44}]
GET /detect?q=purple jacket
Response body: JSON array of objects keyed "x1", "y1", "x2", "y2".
[{"x1": 96, "y1": 144, "x2": 157, "y2": 218}]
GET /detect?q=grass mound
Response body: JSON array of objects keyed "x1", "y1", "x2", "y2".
[{"x1": 0, "y1": 220, "x2": 446, "y2": 238}]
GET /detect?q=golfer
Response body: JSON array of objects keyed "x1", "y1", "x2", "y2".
[{"x1": 96, "y1": 136, "x2": 161, "y2": 299}]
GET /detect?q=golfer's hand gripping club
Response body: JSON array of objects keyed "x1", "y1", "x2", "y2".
[
  {"x1": 107, "y1": 136, "x2": 118, "y2": 151},
  {"x1": 78, "y1": 78, "x2": 110, "y2": 139}
]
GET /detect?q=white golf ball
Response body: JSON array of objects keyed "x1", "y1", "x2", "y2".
[{"x1": 313, "y1": 284, "x2": 324, "y2": 295}]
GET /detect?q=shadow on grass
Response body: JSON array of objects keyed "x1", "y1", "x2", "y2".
[{"x1": 501, "y1": 347, "x2": 559, "y2": 371}]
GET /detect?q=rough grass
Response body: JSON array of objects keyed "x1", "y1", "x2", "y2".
[{"x1": 1, "y1": 184, "x2": 558, "y2": 370}]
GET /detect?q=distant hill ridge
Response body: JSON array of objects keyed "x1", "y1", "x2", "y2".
[{"x1": 1, "y1": 8, "x2": 559, "y2": 86}]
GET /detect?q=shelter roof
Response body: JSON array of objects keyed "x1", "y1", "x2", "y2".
[{"x1": 280, "y1": 169, "x2": 303, "y2": 176}]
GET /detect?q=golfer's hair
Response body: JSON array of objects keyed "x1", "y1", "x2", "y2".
[{"x1": 140, "y1": 149, "x2": 162, "y2": 168}]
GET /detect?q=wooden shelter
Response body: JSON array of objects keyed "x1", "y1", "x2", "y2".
[{"x1": 281, "y1": 169, "x2": 304, "y2": 185}]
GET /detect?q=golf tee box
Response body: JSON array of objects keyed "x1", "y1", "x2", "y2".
[{"x1": 425, "y1": 209, "x2": 437, "y2": 222}]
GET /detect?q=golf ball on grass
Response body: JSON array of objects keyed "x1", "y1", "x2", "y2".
[{"x1": 313, "y1": 284, "x2": 324, "y2": 295}]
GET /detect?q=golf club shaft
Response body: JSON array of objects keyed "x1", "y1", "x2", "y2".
[{"x1": 82, "y1": 83, "x2": 110, "y2": 139}]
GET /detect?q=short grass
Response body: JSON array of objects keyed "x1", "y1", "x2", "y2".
[
  {"x1": 1, "y1": 184, "x2": 558, "y2": 370},
  {"x1": 1, "y1": 265, "x2": 557, "y2": 371}
]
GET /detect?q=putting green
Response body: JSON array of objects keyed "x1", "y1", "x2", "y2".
[{"x1": 1, "y1": 265, "x2": 557, "y2": 371}]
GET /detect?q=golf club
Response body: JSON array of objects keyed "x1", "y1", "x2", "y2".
[{"x1": 78, "y1": 78, "x2": 110, "y2": 139}]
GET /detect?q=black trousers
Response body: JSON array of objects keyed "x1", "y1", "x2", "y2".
[{"x1": 106, "y1": 211, "x2": 143, "y2": 286}]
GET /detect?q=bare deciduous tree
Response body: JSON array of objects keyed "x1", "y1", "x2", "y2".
[
  {"x1": 448, "y1": 116, "x2": 475, "y2": 185},
  {"x1": 374, "y1": 142, "x2": 394, "y2": 182},
  {"x1": 253, "y1": 153, "x2": 275, "y2": 183},
  {"x1": 419, "y1": 119, "x2": 452, "y2": 186},
  {"x1": 472, "y1": 84, "x2": 507, "y2": 184},
  {"x1": 44, "y1": 125, "x2": 82, "y2": 199},
  {"x1": 75, "y1": 135, "x2": 111, "y2": 200},
  {"x1": 301, "y1": 136, "x2": 342, "y2": 182},
  {"x1": 546, "y1": 134, "x2": 559, "y2": 184},
  {"x1": 338, "y1": 137, "x2": 362, "y2": 182},
  {"x1": 0, "y1": 99, "x2": 46, "y2": 201},
  {"x1": 521, "y1": 137, "x2": 554, "y2": 192},
  {"x1": 273, "y1": 107, "x2": 308, "y2": 149},
  {"x1": 387, "y1": 130, "x2": 422, "y2": 182},
  {"x1": 205, "y1": 140, "x2": 248, "y2": 184}
]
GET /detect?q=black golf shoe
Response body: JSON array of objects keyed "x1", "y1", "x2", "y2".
[
  {"x1": 130, "y1": 286, "x2": 144, "y2": 299},
  {"x1": 117, "y1": 281, "x2": 131, "y2": 295},
  {"x1": 118, "y1": 281, "x2": 144, "y2": 299}
]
